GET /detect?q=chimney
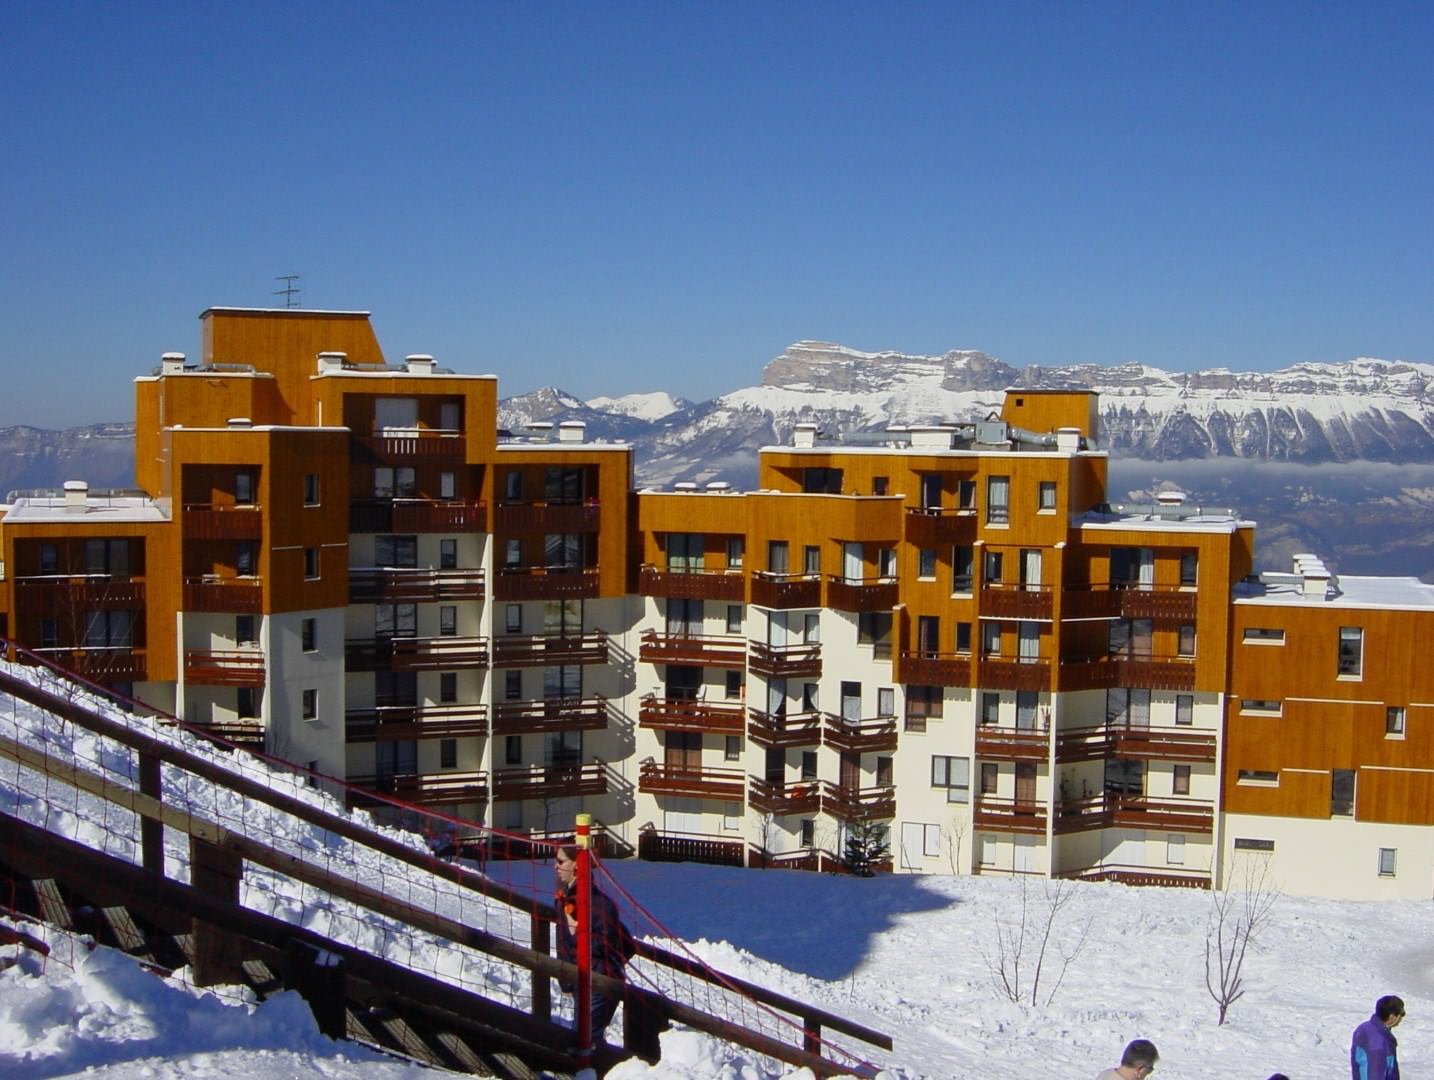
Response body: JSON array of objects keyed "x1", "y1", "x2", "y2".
[
  {"x1": 316, "y1": 351, "x2": 347, "y2": 373},
  {"x1": 63, "y1": 480, "x2": 88, "y2": 512},
  {"x1": 1057, "y1": 427, "x2": 1082, "y2": 454},
  {"x1": 405, "y1": 354, "x2": 436, "y2": 375},
  {"x1": 1292, "y1": 553, "x2": 1332, "y2": 598},
  {"x1": 558, "y1": 421, "x2": 586, "y2": 444},
  {"x1": 792, "y1": 423, "x2": 818, "y2": 448},
  {"x1": 161, "y1": 352, "x2": 186, "y2": 375},
  {"x1": 909, "y1": 426, "x2": 957, "y2": 449}
]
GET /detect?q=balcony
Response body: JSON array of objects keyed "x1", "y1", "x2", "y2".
[
  {"x1": 747, "y1": 777, "x2": 822, "y2": 816},
  {"x1": 1060, "y1": 864, "x2": 1212, "y2": 889},
  {"x1": 638, "y1": 630, "x2": 746, "y2": 669},
  {"x1": 183, "y1": 575, "x2": 263, "y2": 613},
  {"x1": 491, "y1": 632, "x2": 608, "y2": 668},
  {"x1": 978, "y1": 657, "x2": 1051, "y2": 691},
  {"x1": 638, "y1": 760, "x2": 746, "y2": 801},
  {"x1": 1056, "y1": 723, "x2": 1215, "y2": 764},
  {"x1": 490, "y1": 697, "x2": 609, "y2": 735},
  {"x1": 981, "y1": 584, "x2": 1054, "y2": 621},
  {"x1": 349, "y1": 499, "x2": 486, "y2": 534},
  {"x1": 974, "y1": 725, "x2": 1050, "y2": 762},
  {"x1": 904, "y1": 507, "x2": 977, "y2": 546},
  {"x1": 32, "y1": 646, "x2": 147, "y2": 684},
  {"x1": 747, "y1": 640, "x2": 822, "y2": 679},
  {"x1": 344, "y1": 703, "x2": 489, "y2": 742},
  {"x1": 348, "y1": 567, "x2": 486, "y2": 604},
  {"x1": 1054, "y1": 795, "x2": 1214, "y2": 835},
  {"x1": 184, "y1": 648, "x2": 266, "y2": 687},
  {"x1": 746, "y1": 708, "x2": 822, "y2": 749},
  {"x1": 355, "y1": 430, "x2": 466, "y2": 463},
  {"x1": 821, "y1": 782, "x2": 896, "y2": 822},
  {"x1": 1060, "y1": 586, "x2": 1123, "y2": 620},
  {"x1": 825, "y1": 576, "x2": 898, "y2": 613},
  {"x1": 637, "y1": 828, "x2": 745, "y2": 868},
  {"x1": 186, "y1": 719, "x2": 264, "y2": 749},
  {"x1": 491, "y1": 760, "x2": 609, "y2": 802},
  {"x1": 749, "y1": 572, "x2": 822, "y2": 610},
  {"x1": 1118, "y1": 587, "x2": 1199, "y2": 621},
  {"x1": 1058, "y1": 654, "x2": 1196, "y2": 692},
  {"x1": 493, "y1": 566, "x2": 600, "y2": 601},
  {"x1": 348, "y1": 770, "x2": 488, "y2": 808},
  {"x1": 182, "y1": 504, "x2": 263, "y2": 540},
  {"x1": 493, "y1": 501, "x2": 601, "y2": 533},
  {"x1": 638, "y1": 695, "x2": 745, "y2": 734},
  {"x1": 13, "y1": 575, "x2": 146, "y2": 614},
  {"x1": 823, "y1": 714, "x2": 898, "y2": 754},
  {"x1": 344, "y1": 635, "x2": 489, "y2": 672},
  {"x1": 639, "y1": 566, "x2": 745, "y2": 602},
  {"x1": 972, "y1": 795, "x2": 1047, "y2": 834},
  {"x1": 899, "y1": 651, "x2": 973, "y2": 687}
]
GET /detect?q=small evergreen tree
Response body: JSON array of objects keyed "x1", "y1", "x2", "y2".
[{"x1": 842, "y1": 820, "x2": 890, "y2": 876}]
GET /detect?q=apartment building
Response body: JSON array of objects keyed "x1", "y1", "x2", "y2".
[{"x1": 3, "y1": 307, "x2": 1432, "y2": 898}]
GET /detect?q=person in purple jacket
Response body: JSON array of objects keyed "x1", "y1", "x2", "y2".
[{"x1": 1351, "y1": 994, "x2": 1405, "y2": 1080}]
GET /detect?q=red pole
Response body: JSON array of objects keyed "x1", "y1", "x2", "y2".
[{"x1": 575, "y1": 812, "x2": 593, "y2": 1070}]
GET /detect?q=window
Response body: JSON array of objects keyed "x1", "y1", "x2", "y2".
[
  {"x1": 1237, "y1": 770, "x2": 1278, "y2": 785},
  {"x1": 725, "y1": 670, "x2": 743, "y2": 699},
  {"x1": 1016, "y1": 691, "x2": 1038, "y2": 730},
  {"x1": 986, "y1": 476, "x2": 1010, "y2": 524},
  {"x1": 800, "y1": 751, "x2": 818, "y2": 782},
  {"x1": 1338, "y1": 626, "x2": 1364, "y2": 677},
  {"x1": 982, "y1": 623, "x2": 1001, "y2": 657},
  {"x1": 803, "y1": 612, "x2": 820, "y2": 644},
  {"x1": 920, "y1": 474, "x2": 942, "y2": 509},
  {"x1": 504, "y1": 670, "x2": 522, "y2": 700},
  {"x1": 439, "y1": 606, "x2": 457, "y2": 636},
  {"x1": 439, "y1": 672, "x2": 457, "y2": 703},
  {"x1": 983, "y1": 549, "x2": 1004, "y2": 583},
  {"x1": 802, "y1": 467, "x2": 843, "y2": 494},
  {"x1": 1105, "y1": 758, "x2": 1144, "y2": 795},
  {"x1": 1173, "y1": 764, "x2": 1191, "y2": 796},
  {"x1": 505, "y1": 538, "x2": 521, "y2": 566},
  {"x1": 304, "y1": 547, "x2": 319, "y2": 579},
  {"x1": 373, "y1": 466, "x2": 415, "y2": 498},
  {"x1": 767, "y1": 541, "x2": 788, "y2": 575},
  {"x1": 876, "y1": 756, "x2": 893, "y2": 787},
  {"x1": 440, "y1": 539, "x2": 457, "y2": 569},
  {"x1": 955, "y1": 622, "x2": 972, "y2": 654},
  {"x1": 39, "y1": 616, "x2": 58, "y2": 647},
  {"x1": 440, "y1": 739, "x2": 457, "y2": 769},
  {"x1": 303, "y1": 473, "x2": 320, "y2": 505},
  {"x1": 506, "y1": 735, "x2": 522, "y2": 765},
  {"x1": 918, "y1": 548, "x2": 937, "y2": 578},
  {"x1": 1177, "y1": 624, "x2": 1196, "y2": 657},
  {"x1": 83, "y1": 610, "x2": 133, "y2": 648},
  {"x1": 375, "y1": 603, "x2": 417, "y2": 639},
  {"x1": 1167, "y1": 835, "x2": 1186, "y2": 866},
  {"x1": 1037, "y1": 482, "x2": 1056, "y2": 511},
  {"x1": 235, "y1": 470, "x2": 255, "y2": 506},
  {"x1": 302, "y1": 688, "x2": 318, "y2": 720},
  {"x1": 905, "y1": 685, "x2": 942, "y2": 731},
  {"x1": 952, "y1": 546, "x2": 974, "y2": 592},
  {"x1": 803, "y1": 545, "x2": 821, "y2": 576},
  {"x1": 236, "y1": 614, "x2": 257, "y2": 645},
  {"x1": 1180, "y1": 552, "x2": 1198, "y2": 587},
  {"x1": 877, "y1": 687, "x2": 895, "y2": 717},
  {"x1": 236, "y1": 541, "x2": 257, "y2": 577},
  {"x1": 800, "y1": 819, "x2": 816, "y2": 848},
  {"x1": 1378, "y1": 848, "x2": 1397, "y2": 877},
  {"x1": 439, "y1": 471, "x2": 456, "y2": 500},
  {"x1": 958, "y1": 479, "x2": 976, "y2": 509},
  {"x1": 980, "y1": 836, "x2": 996, "y2": 866},
  {"x1": 858, "y1": 612, "x2": 892, "y2": 649},
  {"x1": 932, "y1": 755, "x2": 970, "y2": 803},
  {"x1": 1175, "y1": 694, "x2": 1194, "y2": 726},
  {"x1": 39, "y1": 543, "x2": 59, "y2": 574},
  {"x1": 504, "y1": 470, "x2": 523, "y2": 502},
  {"x1": 980, "y1": 692, "x2": 1000, "y2": 726},
  {"x1": 726, "y1": 605, "x2": 743, "y2": 634},
  {"x1": 1243, "y1": 627, "x2": 1285, "y2": 644},
  {"x1": 301, "y1": 617, "x2": 316, "y2": 652},
  {"x1": 1331, "y1": 769, "x2": 1355, "y2": 816},
  {"x1": 1233, "y1": 837, "x2": 1275, "y2": 852},
  {"x1": 505, "y1": 605, "x2": 522, "y2": 633},
  {"x1": 726, "y1": 537, "x2": 744, "y2": 569},
  {"x1": 980, "y1": 762, "x2": 999, "y2": 795},
  {"x1": 667, "y1": 533, "x2": 704, "y2": 572},
  {"x1": 237, "y1": 686, "x2": 257, "y2": 720},
  {"x1": 1241, "y1": 699, "x2": 1282, "y2": 716},
  {"x1": 376, "y1": 534, "x2": 418, "y2": 568},
  {"x1": 872, "y1": 476, "x2": 889, "y2": 496},
  {"x1": 724, "y1": 735, "x2": 741, "y2": 761},
  {"x1": 1387, "y1": 706, "x2": 1407, "y2": 737},
  {"x1": 86, "y1": 538, "x2": 130, "y2": 575}
]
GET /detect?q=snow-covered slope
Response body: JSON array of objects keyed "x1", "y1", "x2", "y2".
[{"x1": 585, "y1": 391, "x2": 689, "y2": 422}]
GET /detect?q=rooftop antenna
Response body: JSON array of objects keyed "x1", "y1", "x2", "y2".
[{"x1": 273, "y1": 275, "x2": 301, "y2": 308}]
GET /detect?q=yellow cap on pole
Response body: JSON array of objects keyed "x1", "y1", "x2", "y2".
[{"x1": 575, "y1": 812, "x2": 592, "y2": 848}]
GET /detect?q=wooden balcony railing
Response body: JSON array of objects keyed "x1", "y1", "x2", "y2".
[
  {"x1": 747, "y1": 777, "x2": 823, "y2": 816},
  {"x1": 820, "y1": 782, "x2": 896, "y2": 822},
  {"x1": 183, "y1": 576, "x2": 263, "y2": 613},
  {"x1": 1054, "y1": 795, "x2": 1214, "y2": 835},
  {"x1": 638, "y1": 760, "x2": 746, "y2": 801},
  {"x1": 1056, "y1": 723, "x2": 1215, "y2": 763},
  {"x1": 746, "y1": 708, "x2": 822, "y2": 749},
  {"x1": 823, "y1": 714, "x2": 898, "y2": 754},
  {"x1": 348, "y1": 769, "x2": 488, "y2": 808},
  {"x1": 1058, "y1": 655, "x2": 1197, "y2": 692},
  {"x1": 637, "y1": 828, "x2": 745, "y2": 867},
  {"x1": 1059, "y1": 585, "x2": 1199, "y2": 622},
  {"x1": 182, "y1": 505, "x2": 263, "y2": 540},
  {"x1": 493, "y1": 566, "x2": 600, "y2": 601},
  {"x1": 974, "y1": 725, "x2": 1050, "y2": 761},
  {"x1": 638, "y1": 630, "x2": 747, "y2": 669},
  {"x1": 899, "y1": 651, "x2": 973, "y2": 687},
  {"x1": 972, "y1": 795, "x2": 1047, "y2": 834},
  {"x1": 491, "y1": 760, "x2": 609, "y2": 802},
  {"x1": 344, "y1": 635, "x2": 489, "y2": 672},
  {"x1": 188, "y1": 719, "x2": 265, "y2": 749},
  {"x1": 349, "y1": 498, "x2": 486, "y2": 533},
  {"x1": 981, "y1": 584, "x2": 1054, "y2": 621},
  {"x1": 1059, "y1": 586, "x2": 1123, "y2": 620},
  {"x1": 638, "y1": 566, "x2": 746, "y2": 601},
  {"x1": 13, "y1": 576, "x2": 146, "y2": 613},
  {"x1": 638, "y1": 695, "x2": 745, "y2": 734},
  {"x1": 493, "y1": 501, "x2": 601, "y2": 533},
  {"x1": 491, "y1": 632, "x2": 608, "y2": 668},
  {"x1": 344, "y1": 702, "x2": 489, "y2": 742},
  {"x1": 747, "y1": 640, "x2": 822, "y2": 679},
  {"x1": 1058, "y1": 863, "x2": 1212, "y2": 890},
  {"x1": 490, "y1": 697, "x2": 609, "y2": 735},
  {"x1": 348, "y1": 567, "x2": 486, "y2": 604},
  {"x1": 903, "y1": 507, "x2": 977, "y2": 546},
  {"x1": 978, "y1": 658, "x2": 1051, "y2": 691},
  {"x1": 749, "y1": 572, "x2": 822, "y2": 610},
  {"x1": 183, "y1": 648, "x2": 266, "y2": 687},
  {"x1": 825, "y1": 577, "x2": 898, "y2": 613},
  {"x1": 31, "y1": 646, "x2": 147, "y2": 684},
  {"x1": 355, "y1": 430, "x2": 466, "y2": 463}
]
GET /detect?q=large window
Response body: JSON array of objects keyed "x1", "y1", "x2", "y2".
[
  {"x1": 1331, "y1": 769, "x2": 1355, "y2": 816},
  {"x1": 1338, "y1": 627, "x2": 1364, "y2": 677},
  {"x1": 376, "y1": 535, "x2": 418, "y2": 567},
  {"x1": 374, "y1": 466, "x2": 416, "y2": 498},
  {"x1": 767, "y1": 541, "x2": 789, "y2": 575},
  {"x1": 666, "y1": 533, "x2": 705, "y2": 573},
  {"x1": 986, "y1": 476, "x2": 1010, "y2": 525},
  {"x1": 952, "y1": 546, "x2": 974, "y2": 592},
  {"x1": 932, "y1": 755, "x2": 970, "y2": 803},
  {"x1": 905, "y1": 685, "x2": 943, "y2": 731}
]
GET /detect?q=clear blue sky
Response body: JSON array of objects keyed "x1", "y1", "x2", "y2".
[{"x1": 3, "y1": 2, "x2": 1430, "y2": 427}]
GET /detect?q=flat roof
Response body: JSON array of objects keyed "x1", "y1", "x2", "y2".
[
  {"x1": 2, "y1": 494, "x2": 167, "y2": 525},
  {"x1": 200, "y1": 306, "x2": 372, "y2": 317},
  {"x1": 1236, "y1": 572, "x2": 1434, "y2": 611}
]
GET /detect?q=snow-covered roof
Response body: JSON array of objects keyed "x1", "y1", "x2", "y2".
[{"x1": 1236, "y1": 571, "x2": 1434, "y2": 610}]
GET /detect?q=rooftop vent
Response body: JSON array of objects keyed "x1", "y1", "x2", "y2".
[
  {"x1": 1292, "y1": 552, "x2": 1334, "y2": 598},
  {"x1": 227, "y1": 417, "x2": 253, "y2": 429},
  {"x1": 792, "y1": 423, "x2": 818, "y2": 449},
  {"x1": 160, "y1": 352, "x2": 186, "y2": 375},
  {"x1": 705, "y1": 481, "x2": 731, "y2": 492},
  {"x1": 405, "y1": 354, "x2": 436, "y2": 375},
  {"x1": 558, "y1": 421, "x2": 586, "y2": 444},
  {"x1": 1156, "y1": 489, "x2": 1187, "y2": 506},
  {"x1": 63, "y1": 479, "x2": 88, "y2": 512},
  {"x1": 674, "y1": 482, "x2": 699, "y2": 492},
  {"x1": 317, "y1": 351, "x2": 348, "y2": 373},
  {"x1": 908, "y1": 426, "x2": 958, "y2": 449}
]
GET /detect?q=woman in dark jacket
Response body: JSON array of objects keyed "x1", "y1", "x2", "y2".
[{"x1": 554, "y1": 845, "x2": 632, "y2": 1039}]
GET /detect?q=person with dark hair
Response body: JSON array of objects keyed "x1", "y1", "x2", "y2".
[
  {"x1": 1096, "y1": 1038, "x2": 1159, "y2": 1079},
  {"x1": 1352, "y1": 995, "x2": 1405, "y2": 1080},
  {"x1": 553, "y1": 844, "x2": 634, "y2": 1043}
]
